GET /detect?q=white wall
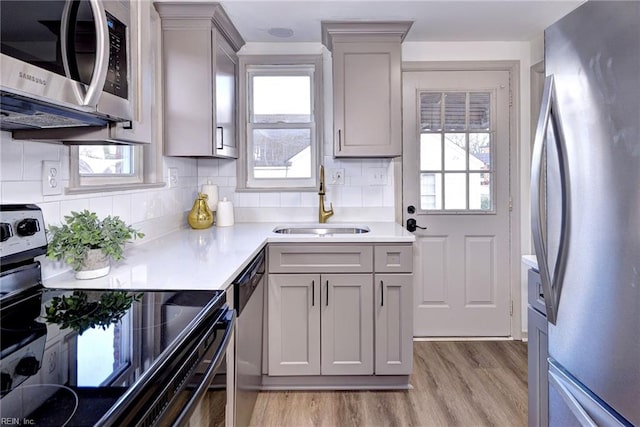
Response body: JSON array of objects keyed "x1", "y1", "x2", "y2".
[{"x1": 0, "y1": 131, "x2": 199, "y2": 278}]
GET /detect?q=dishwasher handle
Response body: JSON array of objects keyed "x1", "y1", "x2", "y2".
[{"x1": 234, "y1": 249, "x2": 266, "y2": 316}]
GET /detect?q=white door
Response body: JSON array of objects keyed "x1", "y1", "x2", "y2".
[{"x1": 403, "y1": 70, "x2": 512, "y2": 336}]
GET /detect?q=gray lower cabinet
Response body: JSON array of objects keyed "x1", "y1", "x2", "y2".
[
  {"x1": 267, "y1": 273, "x2": 373, "y2": 376},
  {"x1": 528, "y1": 268, "x2": 549, "y2": 427},
  {"x1": 374, "y1": 274, "x2": 413, "y2": 375},
  {"x1": 267, "y1": 243, "x2": 414, "y2": 379}
]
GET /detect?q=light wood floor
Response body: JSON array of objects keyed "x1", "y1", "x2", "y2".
[{"x1": 250, "y1": 340, "x2": 528, "y2": 427}]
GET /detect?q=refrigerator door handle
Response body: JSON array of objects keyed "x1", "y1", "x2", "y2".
[
  {"x1": 549, "y1": 367, "x2": 598, "y2": 427},
  {"x1": 531, "y1": 74, "x2": 571, "y2": 325}
]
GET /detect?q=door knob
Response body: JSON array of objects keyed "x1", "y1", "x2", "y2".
[{"x1": 406, "y1": 218, "x2": 427, "y2": 232}]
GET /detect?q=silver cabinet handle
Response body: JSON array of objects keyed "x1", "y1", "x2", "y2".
[
  {"x1": 531, "y1": 74, "x2": 571, "y2": 325},
  {"x1": 325, "y1": 280, "x2": 329, "y2": 306},
  {"x1": 337, "y1": 129, "x2": 342, "y2": 151},
  {"x1": 61, "y1": 0, "x2": 109, "y2": 107},
  {"x1": 216, "y1": 126, "x2": 224, "y2": 150}
]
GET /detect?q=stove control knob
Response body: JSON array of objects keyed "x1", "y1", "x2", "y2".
[
  {"x1": 0, "y1": 223, "x2": 12, "y2": 242},
  {"x1": 15, "y1": 356, "x2": 40, "y2": 376},
  {"x1": 1, "y1": 372, "x2": 12, "y2": 393},
  {"x1": 16, "y1": 218, "x2": 40, "y2": 237}
]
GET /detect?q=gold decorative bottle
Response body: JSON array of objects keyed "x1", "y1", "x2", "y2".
[{"x1": 188, "y1": 193, "x2": 214, "y2": 229}]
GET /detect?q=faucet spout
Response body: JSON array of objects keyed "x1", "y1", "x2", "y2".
[{"x1": 318, "y1": 165, "x2": 334, "y2": 223}]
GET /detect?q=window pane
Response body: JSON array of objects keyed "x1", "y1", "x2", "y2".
[
  {"x1": 420, "y1": 173, "x2": 442, "y2": 210},
  {"x1": 470, "y1": 133, "x2": 491, "y2": 170},
  {"x1": 469, "y1": 92, "x2": 490, "y2": 130},
  {"x1": 444, "y1": 92, "x2": 466, "y2": 131},
  {"x1": 470, "y1": 172, "x2": 492, "y2": 210},
  {"x1": 444, "y1": 173, "x2": 466, "y2": 210},
  {"x1": 252, "y1": 129, "x2": 311, "y2": 179},
  {"x1": 420, "y1": 133, "x2": 441, "y2": 170},
  {"x1": 252, "y1": 75, "x2": 311, "y2": 123},
  {"x1": 444, "y1": 133, "x2": 466, "y2": 171},
  {"x1": 79, "y1": 146, "x2": 134, "y2": 176},
  {"x1": 420, "y1": 92, "x2": 442, "y2": 131}
]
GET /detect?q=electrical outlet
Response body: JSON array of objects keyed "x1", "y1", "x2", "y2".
[
  {"x1": 328, "y1": 168, "x2": 345, "y2": 185},
  {"x1": 42, "y1": 161, "x2": 62, "y2": 196},
  {"x1": 168, "y1": 167, "x2": 178, "y2": 188},
  {"x1": 368, "y1": 168, "x2": 387, "y2": 186}
]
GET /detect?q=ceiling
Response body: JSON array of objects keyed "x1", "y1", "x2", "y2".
[{"x1": 220, "y1": 0, "x2": 583, "y2": 43}]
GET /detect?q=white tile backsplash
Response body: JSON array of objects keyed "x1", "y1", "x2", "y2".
[
  {"x1": 89, "y1": 197, "x2": 114, "y2": 218},
  {"x1": 1, "y1": 132, "x2": 196, "y2": 239},
  {"x1": 197, "y1": 154, "x2": 396, "y2": 221},
  {"x1": 112, "y1": 194, "x2": 133, "y2": 224},
  {"x1": 0, "y1": 135, "x2": 23, "y2": 181},
  {"x1": 60, "y1": 199, "x2": 90, "y2": 221}
]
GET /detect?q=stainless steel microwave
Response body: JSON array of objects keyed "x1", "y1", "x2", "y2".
[{"x1": 0, "y1": 0, "x2": 133, "y2": 130}]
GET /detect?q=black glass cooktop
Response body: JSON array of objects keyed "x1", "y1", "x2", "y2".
[{"x1": 0, "y1": 284, "x2": 225, "y2": 426}]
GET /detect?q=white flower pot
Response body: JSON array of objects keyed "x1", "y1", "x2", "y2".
[{"x1": 75, "y1": 249, "x2": 110, "y2": 280}]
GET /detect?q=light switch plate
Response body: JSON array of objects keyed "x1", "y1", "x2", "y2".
[
  {"x1": 168, "y1": 167, "x2": 179, "y2": 188},
  {"x1": 42, "y1": 161, "x2": 62, "y2": 196},
  {"x1": 328, "y1": 168, "x2": 345, "y2": 185}
]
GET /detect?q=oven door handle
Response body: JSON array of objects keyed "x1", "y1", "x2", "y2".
[{"x1": 173, "y1": 308, "x2": 236, "y2": 427}]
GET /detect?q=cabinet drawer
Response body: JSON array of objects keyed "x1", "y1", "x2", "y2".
[
  {"x1": 268, "y1": 245, "x2": 373, "y2": 273},
  {"x1": 374, "y1": 245, "x2": 413, "y2": 273}
]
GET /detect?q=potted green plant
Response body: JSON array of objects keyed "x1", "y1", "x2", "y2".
[{"x1": 46, "y1": 210, "x2": 144, "y2": 279}]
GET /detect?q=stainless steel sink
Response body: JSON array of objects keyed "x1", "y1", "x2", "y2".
[{"x1": 272, "y1": 224, "x2": 370, "y2": 235}]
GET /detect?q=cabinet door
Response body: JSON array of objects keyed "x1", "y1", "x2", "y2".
[
  {"x1": 332, "y1": 41, "x2": 401, "y2": 157},
  {"x1": 528, "y1": 306, "x2": 549, "y2": 427},
  {"x1": 374, "y1": 274, "x2": 413, "y2": 375},
  {"x1": 213, "y1": 31, "x2": 238, "y2": 158},
  {"x1": 321, "y1": 274, "x2": 374, "y2": 375},
  {"x1": 111, "y1": 0, "x2": 155, "y2": 143},
  {"x1": 161, "y1": 24, "x2": 214, "y2": 156},
  {"x1": 268, "y1": 274, "x2": 320, "y2": 376}
]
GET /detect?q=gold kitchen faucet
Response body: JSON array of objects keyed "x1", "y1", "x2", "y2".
[{"x1": 318, "y1": 165, "x2": 334, "y2": 223}]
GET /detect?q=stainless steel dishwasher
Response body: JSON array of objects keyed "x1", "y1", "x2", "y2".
[{"x1": 233, "y1": 249, "x2": 265, "y2": 427}]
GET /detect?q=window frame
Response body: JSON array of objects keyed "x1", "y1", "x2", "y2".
[
  {"x1": 418, "y1": 90, "x2": 496, "y2": 214},
  {"x1": 68, "y1": 141, "x2": 164, "y2": 194},
  {"x1": 70, "y1": 145, "x2": 144, "y2": 187},
  {"x1": 237, "y1": 54, "x2": 324, "y2": 191}
]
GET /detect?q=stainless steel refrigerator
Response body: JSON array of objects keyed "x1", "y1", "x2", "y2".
[{"x1": 531, "y1": 1, "x2": 640, "y2": 426}]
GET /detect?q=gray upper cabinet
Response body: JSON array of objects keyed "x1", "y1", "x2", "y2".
[
  {"x1": 322, "y1": 22, "x2": 412, "y2": 158},
  {"x1": 155, "y1": 2, "x2": 244, "y2": 158}
]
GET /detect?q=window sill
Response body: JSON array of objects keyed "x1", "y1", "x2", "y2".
[
  {"x1": 234, "y1": 186, "x2": 318, "y2": 193},
  {"x1": 65, "y1": 182, "x2": 167, "y2": 195}
]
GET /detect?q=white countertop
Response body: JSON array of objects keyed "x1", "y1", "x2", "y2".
[
  {"x1": 522, "y1": 255, "x2": 539, "y2": 270},
  {"x1": 43, "y1": 222, "x2": 414, "y2": 292}
]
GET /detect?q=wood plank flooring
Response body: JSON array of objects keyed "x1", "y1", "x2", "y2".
[{"x1": 250, "y1": 340, "x2": 527, "y2": 427}]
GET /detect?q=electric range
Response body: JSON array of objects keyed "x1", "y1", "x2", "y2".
[{"x1": 0, "y1": 205, "x2": 233, "y2": 426}]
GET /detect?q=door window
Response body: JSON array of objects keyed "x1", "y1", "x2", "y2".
[{"x1": 419, "y1": 91, "x2": 494, "y2": 212}]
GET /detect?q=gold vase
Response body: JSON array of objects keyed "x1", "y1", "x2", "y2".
[{"x1": 188, "y1": 193, "x2": 214, "y2": 229}]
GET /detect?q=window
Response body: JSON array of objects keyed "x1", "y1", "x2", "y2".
[
  {"x1": 419, "y1": 91, "x2": 494, "y2": 212},
  {"x1": 239, "y1": 55, "x2": 323, "y2": 190},
  {"x1": 71, "y1": 145, "x2": 144, "y2": 188}
]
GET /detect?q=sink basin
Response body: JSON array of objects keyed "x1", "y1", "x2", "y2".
[{"x1": 273, "y1": 224, "x2": 370, "y2": 235}]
